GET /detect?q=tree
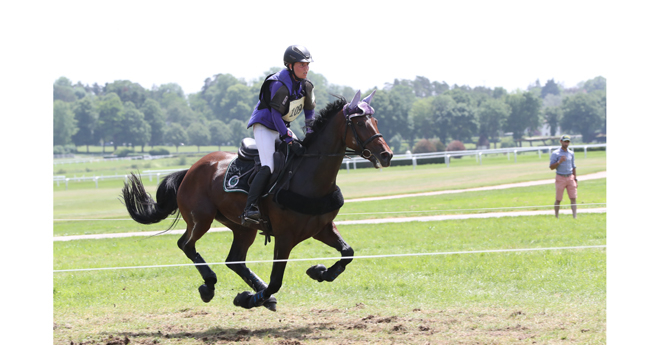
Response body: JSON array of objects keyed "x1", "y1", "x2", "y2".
[
  {"x1": 53, "y1": 100, "x2": 77, "y2": 146},
  {"x1": 188, "y1": 92, "x2": 214, "y2": 121},
  {"x1": 96, "y1": 93, "x2": 124, "y2": 152},
  {"x1": 208, "y1": 120, "x2": 231, "y2": 149},
  {"x1": 492, "y1": 87, "x2": 508, "y2": 99},
  {"x1": 541, "y1": 79, "x2": 561, "y2": 99},
  {"x1": 431, "y1": 94, "x2": 457, "y2": 145},
  {"x1": 53, "y1": 77, "x2": 76, "y2": 102},
  {"x1": 592, "y1": 90, "x2": 606, "y2": 134},
  {"x1": 104, "y1": 80, "x2": 147, "y2": 108},
  {"x1": 71, "y1": 97, "x2": 98, "y2": 152},
  {"x1": 448, "y1": 103, "x2": 477, "y2": 143},
  {"x1": 409, "y1": 97, "x2": 434, "y2": 139},
  {"x1": 187, "y1": 122, "x2": 210, "y2": 152},
  {"x1": 228, "y1": 119, "x2": 250, "y2": 147},
  {"x1": 151, "y1": 83, "x2": 186, "y2": 109},
  {"x1": 120, "y1": 102, "x2": 151, "y2": 152},
  {"x1": 560, "y1": 93, "x2": 604, "y2": 142},
  {"x1": 140, "y1": 99, "x2": 166, "y2": 147},
  {"x1": 444, "y1": 88, "x2": 474, "y2": 107},
  {"x1": 580, "y1": 76, "x2": 606, "y2": 93},
  {"x1": 477, "y1": 98, "x2": 510, "y2": 148},
  {"x1": 386, "y1": 85, "x2": 416, "y2": 148},
  {"x1": 327, "y1": 84, "x2": 356, "y2": 102},
  {"x1": 520, "y1": 92, "x2": 542, "y2": 135},
  {"x1": 166, "y1": 102, "x2": 197, "y2": 128},
  {"x1": 543, "y1": 106, "x2": 562, "y2": 136},
  {"x1": 505, "y1": 91, "x2": 541, "y2": 143},
  {"x1": 411, "y1": 76, "x2": 434, "y2": 98},
  {"x1": 165, "y1": 123, "x2": 188, "y2": 152},
  {"x1": 306, "y1": 70, "x2": 331, "y2": 109},
  {"x1": 203, "y1": 73, "x2": 244, "y2": 120}
]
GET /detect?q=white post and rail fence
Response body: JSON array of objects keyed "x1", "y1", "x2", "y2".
[{"x1": 54, "y1": 144, "x2": 606, "y2": 188}]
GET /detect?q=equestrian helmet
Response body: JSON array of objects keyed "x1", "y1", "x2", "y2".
[{"x1": 284, "y1": 45, "x2": 313, "y2": 67}]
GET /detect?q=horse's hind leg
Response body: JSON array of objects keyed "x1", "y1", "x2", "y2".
[
  {"x1": 177, "y1": 215, "x2": 217, "y2": 303},
  {"x1": 307, "y1": 222, "x2": 354, "y2": 282},
  {"x1": 223, "y1": 223, "x2": 277, "y2": 311}
]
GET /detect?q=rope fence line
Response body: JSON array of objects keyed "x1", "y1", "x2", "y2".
[
  {"x1": 53, "y1": 203, "x2": 607, "y2": 221},
  {"x1": 53, "y1": 245, "x2": 606, "y2": 273}
]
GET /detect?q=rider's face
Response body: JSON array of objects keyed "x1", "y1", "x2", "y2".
[{"x1": 291, "y1": 62, "x2": 309, "y2": 79}]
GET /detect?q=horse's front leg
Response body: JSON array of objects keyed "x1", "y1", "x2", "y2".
[
  {"x1": 233, "y1": 236, "x2": 293, "y2": 311},
  {"x1": 224, "y1": 224, "x2": 277, "y2": 311},
  {"x1": 306, "y1": 222, "x2": 354, "y2": 282}
]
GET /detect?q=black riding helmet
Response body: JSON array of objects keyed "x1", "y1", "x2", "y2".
[{"x1": 283, "y1": 45, "x2": 313, "y2": 68}]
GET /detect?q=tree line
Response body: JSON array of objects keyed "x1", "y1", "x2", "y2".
[{"x1": 53, "y1": 69, "x2": 606, "y2": 154}]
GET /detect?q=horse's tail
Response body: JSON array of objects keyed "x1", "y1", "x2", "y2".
[{"x1": 121, "y1": 170, "x2": 188, "y2": 228}]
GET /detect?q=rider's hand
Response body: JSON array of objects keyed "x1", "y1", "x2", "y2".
[{"x1": 289, "y1": 140, "x2": 305, "y2": 156}]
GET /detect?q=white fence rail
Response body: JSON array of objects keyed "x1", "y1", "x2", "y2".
[
  {"x1": 54, "y1": 144, "x2": 606, "y2": 188},
  {"x1": 340, "y1": 144, "x2": 606, "y2": 172},
  {"x1": 54, "y1": 154, "x2": 175, "y2": 166}
]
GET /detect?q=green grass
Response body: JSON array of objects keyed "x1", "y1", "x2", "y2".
[
  {"x1": 337, "y1": 178, "x2": 605, "y2": 221},
  {"x1": 53, "y1": 150, "x2": 605, "y2": 235},
  {"x1": 54, "y1": 215, "x2": 605, "y2": 344},
  {"x1": 52, "y1": 151, "x2": 606, "y2": 344},
  {"x1": 54, "y1": 178, "x2": 606, "y2": 236},
  {"x1": 54, "y1": 154, "x2": 205, "y2": 178},
  {"x1": 336, "y1": 150, "x2": 605, "y2": 198},
  {"x1": 67, "y1": 144, "x2": 238, "y2": 155}
]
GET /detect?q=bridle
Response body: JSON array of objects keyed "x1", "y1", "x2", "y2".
[
  {"x1": 301, "y1": 100, "x2": 382, "y2": 160},
  {"x1": 300, "y1": 90, "x2": 383, "y2": 160},
  {"x1": 342, "y1": 104, "x2": 383, "y2": 160}
]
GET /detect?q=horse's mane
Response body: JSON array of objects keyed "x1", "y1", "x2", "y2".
[{"x1": 301, "y1": 96, "x2": 347, "y2": 147}]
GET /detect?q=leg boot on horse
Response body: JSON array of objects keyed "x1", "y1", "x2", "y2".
[{"x1": 241, "y1": 166, "x2": 271, "y2": 225}]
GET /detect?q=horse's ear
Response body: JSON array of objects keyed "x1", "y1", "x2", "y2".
[
  {"x1": 362, "y1": 90, "x2": 376, "y2": 105},
  {"x1": 348, "y1": 90, "x2": 361, "y2": 109}
]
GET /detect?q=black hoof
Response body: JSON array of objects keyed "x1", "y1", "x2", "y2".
[
  {"x1": 233, "y1": 291, "x2": 253, "y2": 308},
  {"x1": 263, "y1": 296, "x2": 277, "y2": 312},
  {"x1": 199, "y1": 284, "x2": 215, "y2": 303},
  {"x1": 306, "y1": 264, "x2": 327, "y2": 282}
]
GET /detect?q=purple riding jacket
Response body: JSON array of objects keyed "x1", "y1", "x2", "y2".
[{"x1": 247, "y1": 68, "x2": 315, "y2": 143}]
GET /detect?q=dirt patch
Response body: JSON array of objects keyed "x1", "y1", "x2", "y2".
[{"x1": 55, "y1": 306, "x2": 605, "y2": 345}]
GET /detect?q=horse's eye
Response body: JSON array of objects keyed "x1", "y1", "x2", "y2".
[{"x1": 357, "y1": 121, "x2": 365, "y2": 127}]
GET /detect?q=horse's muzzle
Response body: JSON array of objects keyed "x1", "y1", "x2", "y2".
[
  {"x1": 379, "y1": 150, "x2": 393, "y2": 167},
  {"x1": 368, "y1": 150, "x2": 392, "y2": 168}
]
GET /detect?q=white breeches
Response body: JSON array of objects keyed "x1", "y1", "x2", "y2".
[{"x1": 252, "y1": 124, "x2": 297, "y2": 173}]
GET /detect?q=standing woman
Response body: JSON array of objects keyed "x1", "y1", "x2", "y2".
[{"x1": 241, "y1": 45, "x2": 317, "y2": 225}]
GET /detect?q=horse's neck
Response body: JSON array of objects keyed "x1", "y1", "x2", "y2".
[{"x1": 290, "y1": 111, "x2": 346, "y2": 197}]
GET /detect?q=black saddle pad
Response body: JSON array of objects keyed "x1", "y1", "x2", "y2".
[{"x1": 223, "y1": 157, "x2": 255, "y2": 194}]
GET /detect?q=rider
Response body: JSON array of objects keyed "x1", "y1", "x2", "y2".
[{"x1": 241, "y1": 45, "x2": 317, "y2": 225}]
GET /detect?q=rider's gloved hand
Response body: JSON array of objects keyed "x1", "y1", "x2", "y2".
[
  {"x1": 280, "y1": 129, "x2": 294, "y2": 144},
  {"x1": 289, "y1": 139, "x2": 305, "y2": 156}
]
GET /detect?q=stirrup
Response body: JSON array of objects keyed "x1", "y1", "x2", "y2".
[{"x1": 241, "y1": 207, "x2": 261, "y2": 225}]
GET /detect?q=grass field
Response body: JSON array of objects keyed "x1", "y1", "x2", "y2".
[
  {"x1": 54, "y1": 215, "x2": 605, "y2": 344},
  {"x1": 53, "y1": 151, "x2": 606, "y2": 344}
]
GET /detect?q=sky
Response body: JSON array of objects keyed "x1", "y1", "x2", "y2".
[{"x1": 45, "y1": 1, "x2": 615, "y2": 95}]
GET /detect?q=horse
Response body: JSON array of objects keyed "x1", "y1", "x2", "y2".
[{"x1": 121, "y1": 90, "x2": 393, "y2": 311}]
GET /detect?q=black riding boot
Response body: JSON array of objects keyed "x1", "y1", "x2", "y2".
[{"x1": 242, "y1": 166, "x2": 271, "y2": 225}]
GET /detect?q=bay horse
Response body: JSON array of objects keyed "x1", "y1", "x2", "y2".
[{"x1": 121, "y1": 90, "x2": 393, "y2": 311}]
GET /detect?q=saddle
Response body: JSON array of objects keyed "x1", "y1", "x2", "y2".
[
  {"x1": 224, "y1": 138, "x2": 287, "y2": 195},
  {"x1": 224, "y1": 138, "x2": 344, "y2": 216}
]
